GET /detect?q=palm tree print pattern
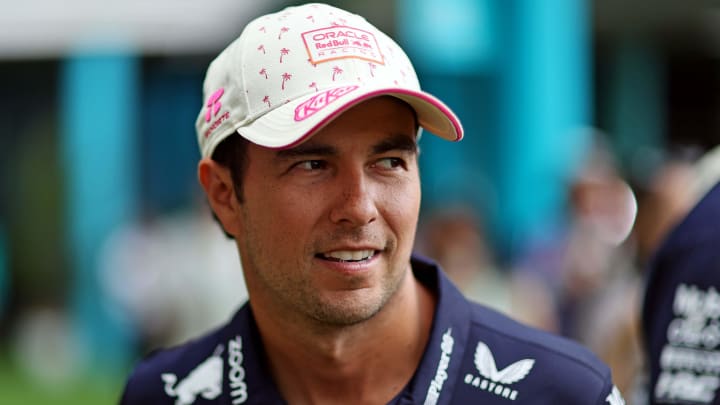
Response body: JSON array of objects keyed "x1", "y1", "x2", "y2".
[
  {"x1": 332, "y1": 66, "x2": 343, "y2": 81},
  {"x1": 281, "y1": 73, "x2": 292, "y2": 90},
  {"x1": 247, "y1": 8, "x2": 393, "y2": 117},
  {"x1": 280, "y1": 48, "x2": 290, "y2": 63},
  {"x1": 278, "y1": 27, "x2": 289, "y2": 40}
]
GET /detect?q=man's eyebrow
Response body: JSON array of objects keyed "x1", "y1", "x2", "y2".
[
  {"x1": 274, "y1": 133, "x2": 417, "y2": 160},
  {"x1": 371, "y1": 134, "x2": 418, "y2": 155},
  {"x1": 275, "y1": 144, "x2": 337, "y2": 160}
]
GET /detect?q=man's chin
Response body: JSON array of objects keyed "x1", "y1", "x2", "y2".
[{"x1": 307, "y1": 293, "x2": 388, "y2": 327}]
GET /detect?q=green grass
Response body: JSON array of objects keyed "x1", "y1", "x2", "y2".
[{"x1": 0, "y1": 358, "x2": 125, "y2": 405}]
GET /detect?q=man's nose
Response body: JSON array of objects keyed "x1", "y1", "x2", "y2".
[{"x1": 328, "y1": 169, "x2": 379, "y2": 227}]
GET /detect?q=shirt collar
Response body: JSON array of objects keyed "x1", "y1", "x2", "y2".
[
  {"x1": 402, "y1": 254, "x2": 472, "y2": 405},
  {"x1": 223, "y1": 255, "x2": 471, "y2": 405}
]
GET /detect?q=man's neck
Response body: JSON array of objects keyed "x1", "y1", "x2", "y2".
[{"x1": 253, "y1": 269, "x2": 436, "y2": 405}]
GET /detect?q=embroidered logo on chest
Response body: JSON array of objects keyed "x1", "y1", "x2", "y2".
[
  {"x1": 463, "y1": 341, "x2": 535, "y2": 401},
  {"x1": 161, "y1": 345, "x2": 224, "y2": 405}
]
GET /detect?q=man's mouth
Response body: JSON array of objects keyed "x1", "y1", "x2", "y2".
[{"x1": 317, "y1": 249, "x2": 377, "y2": 262}]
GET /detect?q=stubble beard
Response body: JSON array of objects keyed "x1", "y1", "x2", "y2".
[
  {"x1": 240, "y1": 234, "x2": 408, "y2": 329},
  {"x1": 248, "y1": 254, "x2": 407, "y2": 329},
  {"x1": 303, "y1": 266, "x2": 407, "y2": 327}
]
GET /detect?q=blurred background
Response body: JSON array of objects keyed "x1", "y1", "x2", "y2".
[{"x1": 1, "y1": 0, "x2": 719, "y2": 403}]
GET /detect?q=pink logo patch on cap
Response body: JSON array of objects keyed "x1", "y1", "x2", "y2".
[
  {"x1": 205, "y1": 88, "x2": 225, "y2": 122},
  {"x1": 204, "y1": 88, "x2": 230, "y2": 138},
  {"x1": 302, "y1": 26, "x2": 384, "y2": 65},
  {"x1": 294, "y1": 85, "x2": 359, "y2": 121}
]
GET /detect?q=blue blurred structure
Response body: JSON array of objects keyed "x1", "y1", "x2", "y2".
[
  {"x1": 61, "y1": 52, "x2": 140, "y2": 370},
  {"x1": 399, "y1": 0, "x2": 498, "y2": 74},
  {"x1": 399, "y1": 0, "x2": 591, "y2": 260},
  {"x1": 141, "y1": 66, "x2": 205, "y2": 213},
  {"x1": 606, "y1": 44, "x2": 665, "y2": 176}
]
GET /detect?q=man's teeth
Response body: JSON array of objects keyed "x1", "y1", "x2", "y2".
[{"x1": 323, "y1": 250, "x2": 375, "y2": 261}]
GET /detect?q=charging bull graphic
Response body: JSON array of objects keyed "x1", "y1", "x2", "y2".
[{"x1": 161, "y1": 345, "x2": 224, "y2": 405}]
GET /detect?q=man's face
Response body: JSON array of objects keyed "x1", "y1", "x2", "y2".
[{"x1": 234, "y1": 97, "x2": 420, "y2": 327}]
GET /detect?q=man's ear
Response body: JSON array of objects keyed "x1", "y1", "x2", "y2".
[{"x1": 198, "y1": 158, "x2": 241, "y2": 236}]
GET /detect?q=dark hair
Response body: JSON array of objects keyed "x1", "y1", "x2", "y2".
[{"x1": 210, "y1": 134, "x2": 250, "y2": 238}]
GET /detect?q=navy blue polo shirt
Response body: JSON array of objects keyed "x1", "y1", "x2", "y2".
[
  {"x1": 121, "y1": 256, "x2": 622, "y2": 404},
  {"x1": 643, "y1": 182, "x2": 720, "y2": 405}
]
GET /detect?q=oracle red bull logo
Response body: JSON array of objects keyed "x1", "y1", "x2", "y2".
[{"x1": 302, "y1": 26, "x2": 384, "y2": 65}]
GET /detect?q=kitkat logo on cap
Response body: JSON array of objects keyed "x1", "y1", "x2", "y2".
[
  {"x1": 302, "y1": 26, "x2": 384, "y2": 65},
  {"x1": 294, "y1": 85, "x2": 359, "y2": 121}
]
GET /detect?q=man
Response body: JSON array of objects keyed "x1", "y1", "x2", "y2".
[
  {"x1": 642, "y1": 147, "x2": 720, "y2": 405},
  {"x1": 640, "y1": 55, "x2": 720, "y2": 405},
  {"x1": 121, "y1": 3, "x2": 624, "y2": 404}
]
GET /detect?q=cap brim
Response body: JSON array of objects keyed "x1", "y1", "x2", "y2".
[{"x1": 234, "y1": 85, "x2": 463, "y2": 149}]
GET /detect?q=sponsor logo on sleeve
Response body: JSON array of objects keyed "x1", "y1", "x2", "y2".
[
  {"x1": 463, "y1": 341, "x2": 535, "y2": 401},
  {"x1": 654, "y1": 284, "x2": 720, "y2": 404},
  {"x1": 424, "y1": 328, "x2": 454, "y2": 405},
  {"x1": 161, "y1": 345, "x2": 224, "y2": 405}
]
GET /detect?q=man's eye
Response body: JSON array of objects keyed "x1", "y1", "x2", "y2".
[
  {"x1": 375, "y1": 157, "x2": 405, "y2": 170},
  {"x1": 296, "y1": 160, "x2": 327, "y2": 171}
]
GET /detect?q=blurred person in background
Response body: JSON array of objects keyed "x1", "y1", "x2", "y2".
[
  {"x1": 99, "y1": 198, "x2": 247, "y2": 352},
  {"x1": 558, "y1": 139, "x2": 638, "y2": 339},
  {"x1": 639, "y1": 48, "x2": 720, "y2": 405},
  {"x1": 641, "y1": 148, "x2": 720, "y2": 404},
  {"x1": 415, "y1": 207, "x2": 508, "y2": 311},
  {"x1": 120, "y1": 3, "x2": 625, "y2": 404},
  {"x1": 512, "y1": 136, "x2": 642, "y2": 400},
  {"x1": 415, "y1": 207, "x2": 559, "y2": 333},
  {"x1": 632, "y1": 158, "x2": 698, "y2": 269},
  {"x1": 565, "y1": 159, "x2": 643, "y2": 402}
]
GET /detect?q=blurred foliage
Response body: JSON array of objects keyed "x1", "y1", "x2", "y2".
[{"x1": 0, "y1": 353, "x2": 124, "y2": 405}]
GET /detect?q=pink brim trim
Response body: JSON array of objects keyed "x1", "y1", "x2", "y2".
[{"x1": 270, "y1": 88, "x2": 463, "y2": 150}]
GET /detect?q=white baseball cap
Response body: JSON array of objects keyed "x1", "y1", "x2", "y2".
[{"x1": 196, "y1": 2, "x2": 463, "y2": 158}]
